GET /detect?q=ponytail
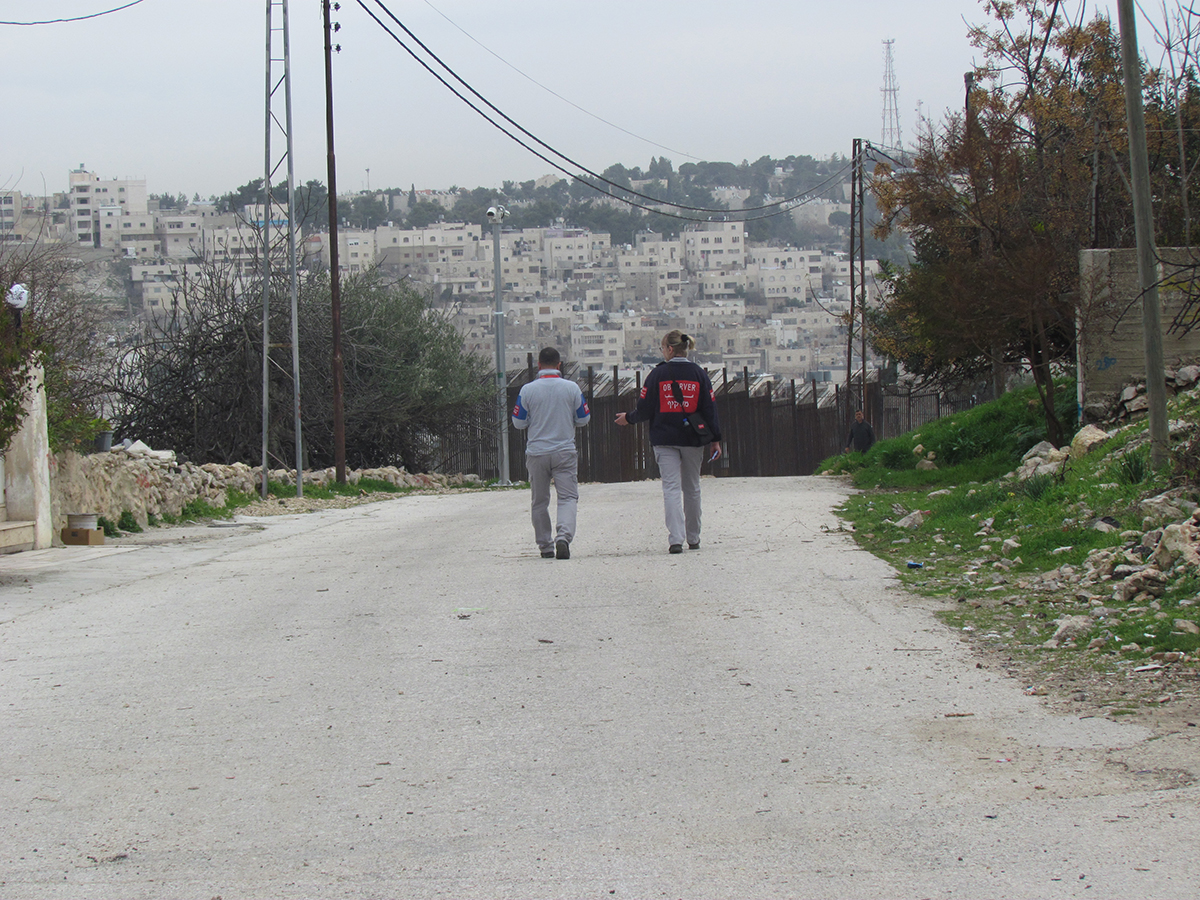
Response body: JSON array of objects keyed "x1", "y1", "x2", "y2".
[{"x1": 663, "y1": 330, "x2": 694, "y2": 356}]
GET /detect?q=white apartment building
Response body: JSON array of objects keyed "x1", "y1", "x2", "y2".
[
  {"x1": 202, "y1": 225, "x2": 262, "y2": 275},
  {"x1": 622, "y1": 320, "x2": 663, "y2": 361},
  {"x1": 767, "y1": 346, "x2": 813, "y2": 377},
  {"x1": 682, "y1": 221, "x2": 745, "y2": 271},
  {"x1": 130, "y1": 262, "x2": 204, "y2": 315},
  {"x1": 98, "y1": 209, "x2": 158, "y2": 256},
  {"x1": 682, "y1": 300, "x2": 746, "y2": 330},
  {"x1": 695, "y1": 268, "x2": 748, "y2": 301},
  {"x1": 156, "y1": 215, "x2": 204, "y2": 258},
  {"x1": 614, "y1": 232, "x2": 684, "y2": 308},
  {"x1": 570, "y1": 325, "x2": 623, "y2": 366},
  {"x1": 707, "y1": 324, "x2": 773, "y2": 359},
  {"x1": 0, "y1": 191, "x2": 20, "y2": 237},
  {"x1": 375, "y1": 222, "x2": 483, "y2": 278},
  {"x1": 341, "y1": 232, "x2": 377, "y2": 275},
  {"x1": 69, "y1": 166, "x2": 147, "y2": 246},
  {"x1": 825, "y1": 255, "x2": 881, "y2": 303},
  {"x1": 542, "y1": 226, "x2": 611, "y2": 278}
]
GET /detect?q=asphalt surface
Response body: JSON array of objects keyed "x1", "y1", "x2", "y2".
[{"x1": 1, "y1": 476, "x2": 1197, "y2": 899}]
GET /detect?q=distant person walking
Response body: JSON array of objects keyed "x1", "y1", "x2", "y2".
[
  {"x1": 845, "y1": 409, "x2": 876, "y2": 454},
  {"x1": 512, "y1": 347, "x2": 591, "y2": 559},
  {"x1": 615, "y1": 330, "x2": 722, "y2": 554}
]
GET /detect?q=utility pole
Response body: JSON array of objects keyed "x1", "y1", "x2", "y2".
[
  {"x1": 1117, "y1": 0, "x2": 1170, "y2": 468},
  {"x1": 490, "y1": 205, "x2": 511, "y2": 485},
  {"x1": 846, "y1": 138, "x2": 860, "y2": 403},
  {"x1": 324, "y1": 0, "x2": 347, "y2": 483},
  {"x1": 858, "y1": 143, "x2": 868, "y2": 413}
]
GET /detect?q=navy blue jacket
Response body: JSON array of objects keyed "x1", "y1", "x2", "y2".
[{"x1": 625, "y1": 358, "x2": 722, "y2": 447}]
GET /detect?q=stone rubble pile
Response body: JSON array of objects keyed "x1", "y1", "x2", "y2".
[
  {"x1": 1086, "y1": 364, "x2": 1200, "y2": 422},
  {"x1": 50, "y1": 439, "x2": 480, "y2": 536},
  {"x1": 973, "y1": 493, "x2": 1200, "y2": 655}
]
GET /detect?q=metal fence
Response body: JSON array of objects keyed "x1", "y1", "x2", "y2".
[{"x1": 435, "y1": 364, "x2": 985, "y2": 483}]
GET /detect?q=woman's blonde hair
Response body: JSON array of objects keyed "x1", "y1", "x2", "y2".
[{"x1": 663, "y1": 330, "x2": 694, "y2": 355}]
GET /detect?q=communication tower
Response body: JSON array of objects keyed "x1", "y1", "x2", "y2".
[{"x1": 881, "y1": 39, "x2": 902, "y2": 150}]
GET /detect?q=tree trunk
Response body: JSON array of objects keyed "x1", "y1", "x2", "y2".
[{"x1": 1028, "y1": 307, "x2": 1064, "y2": 446}]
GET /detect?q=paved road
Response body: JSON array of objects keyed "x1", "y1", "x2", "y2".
[{"x1": 1, "y1": 477, "x2": 1197, "y2": 899}]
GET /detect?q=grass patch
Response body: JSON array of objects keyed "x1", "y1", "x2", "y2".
[
  {"x1": 162, "y1": 497, "x2": 235, "y2": 525},
  {"x1": 825, "y1": 377, "x2": 1200, "y2": 704},
  {"x1": 117, "y1": 510, "x2": 142, "y2": 533}
]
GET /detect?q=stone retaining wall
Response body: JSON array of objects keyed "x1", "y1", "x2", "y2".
[{"x1": 49, "y1": 442, "x2": 477, "y2": 539}]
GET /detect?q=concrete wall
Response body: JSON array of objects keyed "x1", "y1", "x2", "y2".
[
  {"x1": 48, "y1": 448, "x2": 472, "y2": 540},
  {"x1": 3, "y1": 365, "x2": 52, "y2": 548},
  {"x1": 1078, "y1": 248, "x2": 1200, "y2": 418}
]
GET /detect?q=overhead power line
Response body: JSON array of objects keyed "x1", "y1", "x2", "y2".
[
  {"x1": 418, "y1": 0, "x2": 703, "y2": 162},
  {"x1": 0, "y1": 0, "x2": 147, "y2": 25},
  {"x1": 356, "y1": 0, "x2": 849, "y2": 223}
]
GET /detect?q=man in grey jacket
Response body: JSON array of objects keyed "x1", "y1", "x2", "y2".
[{"x1": 511, "y1": 347, "x2": 591, "y2": 559}]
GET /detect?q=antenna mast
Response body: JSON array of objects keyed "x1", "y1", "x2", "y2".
[{"x1": 881, "y1": 39, "x2": 902, "y2": 150}]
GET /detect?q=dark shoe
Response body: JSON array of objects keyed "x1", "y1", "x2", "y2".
[
  {"x1": 541, "y1": 548, "x2": 555, "y2": 558},
  {"x1": 669, "y1": 544, "x2": 683, "y2": 554},
  {"x1": 555, "y1": 539, "x2": 570, "y2": 560},
  {"x1": 688, "y1": 541, "x2": 700, "y2": 550}
]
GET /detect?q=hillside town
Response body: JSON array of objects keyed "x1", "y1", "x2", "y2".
[{"x1": 2, "y1": 165, "x2": 882, "y2": 385}]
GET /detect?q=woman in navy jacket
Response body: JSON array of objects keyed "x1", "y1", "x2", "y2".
[{"x1": 615, "y1": 330, "x2": 723, "y2": 554}]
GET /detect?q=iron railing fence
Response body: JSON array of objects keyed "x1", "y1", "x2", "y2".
[{"x1": 433, "y1": 364, "x2": 986, "y2": 483}]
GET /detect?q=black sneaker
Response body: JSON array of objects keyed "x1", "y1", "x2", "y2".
[
  {"x1": 688, "y1": 542, "x2": 700, "y2": 550},
  {"x1": 541, "y1": 548, "x2": 555, "y2": 558},
  {"x1": 669, "y1": 544, "x2": 683, "y2": 554},
  {"x1": 555, "y1": 539, "x2": 570, "y2": 560}
]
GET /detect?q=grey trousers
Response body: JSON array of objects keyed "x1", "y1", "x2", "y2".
[
  {"x1": 527, "y1": 449, "x2": 579, "y2": 550},
  {"x1": 654, "y1": 444, "x2": 704, "y2": 546}
]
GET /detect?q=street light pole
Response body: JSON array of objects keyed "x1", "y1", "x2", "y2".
[{"x1": 490, "y1": 206, "x2": 511, "y2": 485}]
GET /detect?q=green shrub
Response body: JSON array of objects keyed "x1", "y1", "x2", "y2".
[
  {"x1": 878, "y1": 441, "x2": 915, "y2": 470},
  {"x1": 1114, "y1": 446, "x2": 1151, "y2": 485},
  {"x1": 1015, "y1": 473, "x2": 1055, "y2": 501},
  {"x1": 96, "y1": 516, "x2": 120, "y2": 537},
  {"x1": 117, "y1": 510, "x2": 142, "y2": 533},
  {"x1": 177, "y1": 497, "x2": 232, "y2": 522}
]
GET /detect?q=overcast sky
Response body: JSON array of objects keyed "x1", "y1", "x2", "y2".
[{"x1": 0, "y1": 0, "x2": 1150, "y2": 200}]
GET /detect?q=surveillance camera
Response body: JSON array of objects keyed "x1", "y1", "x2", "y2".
[{"x1": 486, "y1": 206, "x2": 498, "y2": 219}]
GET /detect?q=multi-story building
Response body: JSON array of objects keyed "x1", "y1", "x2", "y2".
[
  {"x1": 130, "y1": 262, "x2": 205, "y2": 315},
  {"x1": 69, "y1": 166, "x2": 147, "y2": 246},
  {"x1": 375, "y1": 222, "x2": 483, "y2": 276},
  {"x1": 683, "y1": 300, "x2": 746, "y2": 331},
  {"x1": 570, "y1": 325, "x2": 623, "y2": 366},
  {"x1": 766, "y1": 345, "x2": 814, "y2": 378},
  {"x1": 543, "y1": 226, "x2": 610, "y2": 278},
  {"x1": 614, "y1": 232, "x2": 684, "y2": 308},
  {"x1": 156, "y1": 215, "x2": 204, "y2": 258},
  {"x1": 682, "y1": 221, "x2": 745, "y2": 272},
  {"x1": 694, "y1": 268, "x2": 748, "y2": 301},
  {"x1": 201, "y1": 224, "x2": 262, "y2": 276},
  {"x1": 0, "y1": 191, "x2": 21, "y2": 238}
]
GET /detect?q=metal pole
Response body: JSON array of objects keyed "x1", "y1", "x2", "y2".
[
  {"x1": 260, "y1": 0, "x2": 273, "y2": 500},
  {"x1": 324, "y1": 0, "x2": 346, "y2": 484},
  {"x1": 282, "y1": 0, "x2": 303, "y2": 492},
  {"x1": 492, "y1": 210, "x2": 510, "y2": 484},
  {"x1": 859, "y1": 144, "x2": 868, "y2": 412},
  {"x1": 846, "y1": 138, "x2": 860, "y2": 397},
  {"x1": 1117, "y1": 0, "x2": 1169, "y2": 468}
]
